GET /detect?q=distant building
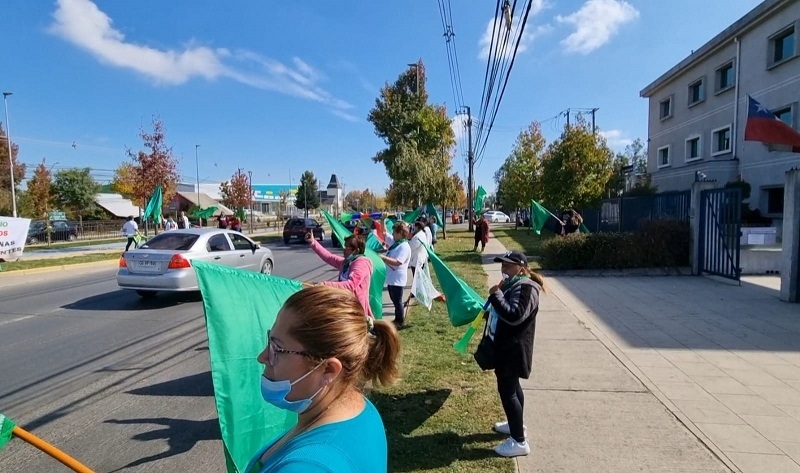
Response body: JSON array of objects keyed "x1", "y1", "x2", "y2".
[{"x1": 640, "y1": 0, "x2": 799, "y2": 221}]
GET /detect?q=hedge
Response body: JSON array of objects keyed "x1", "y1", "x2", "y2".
[{"x1": 541, "y1": 220, "x2": 690, "y2": 270}]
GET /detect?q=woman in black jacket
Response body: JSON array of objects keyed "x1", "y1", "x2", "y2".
[{"x1": 487, "y1": 250, "x2": 544, "y2": 458}]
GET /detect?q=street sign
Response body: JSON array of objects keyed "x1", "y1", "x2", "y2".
[{"x1": 48, "y1": 211, "x2": 66, "y2": 221}]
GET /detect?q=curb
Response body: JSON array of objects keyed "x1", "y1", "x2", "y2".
[
  {"x1": 0, "y1": 258, "x2": 119, "y2": 277},
  {"x1": 538, "y1": 267, "x2": 693, "y2": 277}
]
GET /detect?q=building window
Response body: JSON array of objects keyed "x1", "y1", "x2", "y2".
[
  {"x1": 688, "y1": 78, "x2": 705, "y2": 106},
  {"x1": 711, "y1": 125, "x2": 732, "y2": 156},
  {"x1": 765, "y1": 187, "x2": 784, "y2": 215},
  {"x1": 659, "y1": 96, "x2": 673, "y2": 120},
  {"x1": 772, "y1": 105, "x2": 794, "y2": 127},
  {"x1": 657, "y1": 145, "x2": 670, "y2": 168},
  {"x1": 685, "y1": 135, "x2": 701, "y2": 162},
  {"x1": 715, "y1": 61, "x2": 734, "y2": 93},
  {"x1": 769, "y1": 25, "x2": 796, "y2": 67}
]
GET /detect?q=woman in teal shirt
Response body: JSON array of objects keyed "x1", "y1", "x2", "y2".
[{"x1": 246, "y1": 285, "x2": 401, "y2": 473}]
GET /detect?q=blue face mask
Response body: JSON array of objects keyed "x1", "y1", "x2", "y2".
[{"x1": 260, "y1": 362, "x2": 325, "y2": 414}]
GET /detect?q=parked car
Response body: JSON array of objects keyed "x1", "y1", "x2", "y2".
[
  {"x1": 484, "y1": 210, "x2": 511, "y2": 223},
  {"x1": 117, "y1": 229, "x2": 274, "y2": 298},
  {"x1": 283, "y1": 218, "x2": 325, "y2": 244},
  {"x1": 26, "y1": 220, "x2": 79, "y2": 244}
]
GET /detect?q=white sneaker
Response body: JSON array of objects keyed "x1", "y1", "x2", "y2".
[
  {"x1": 494, "y1": 437, "x2": 531, "y2": 457},
  {"x1": 493, "y1": 421, "x2": 527, "y2": 436}
]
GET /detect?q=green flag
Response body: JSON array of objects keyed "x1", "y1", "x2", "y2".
[
  {"x1": 425, "y1": 202, "x2": 444, "y2": 229},
  {"x1": 402, "y1": 207, "x2": 422, "y2": 223},
  {"x1": 0, "y1": 414, "x2": 15, "y2": 450},
  {"x1": 235, "y1": 207, "x2": 246, "y2": 221},
  {"x1": 143, "y1": 185, "x2": 163, "y2": 221},
  {"x1": 384, "y1": 217, "x2": 396, "y2": 234},
  {"x1": 195, "y1": 261, "x2": 301, "y2": 473},
  {"x1": 321, "y1": 211, "x2": 386, "y2": 319},
  {"x1": 365, "y1": 232, "x2": 385, "y2": 252},
  {"x1": 530, "y1": 199, "x2": 551, "y2": 235},
  {"x1": 473, "y1": 186, "x2": 487, "y2": 215},
  {"x1": 192, "y1": 206, "x2": 219, "y2": 220},
  {"x1": 579, "y1": 222, "x2": 590, "y2": 234},
  {"x1": 425, "y1": 247, "x2": 485, "y2": 327},
  {"x1": 339, "y1": 212, "x2": 354, "y2": 222}
]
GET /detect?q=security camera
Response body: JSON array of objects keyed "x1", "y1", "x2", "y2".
[{"x1": 696, "y1": 171, "x2": 708, "y2": 181}]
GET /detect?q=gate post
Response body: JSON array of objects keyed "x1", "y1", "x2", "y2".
[
  {"x1": 691, "y1": 181, "x2": 718, "y2": 275},
  {"x1": 780, "y1": 168, "x2": 800, "y2": 303}
]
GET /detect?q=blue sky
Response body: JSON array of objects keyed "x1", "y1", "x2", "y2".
[{"x1": 4, "y1": 0, "x2": 762, "y2": 196}]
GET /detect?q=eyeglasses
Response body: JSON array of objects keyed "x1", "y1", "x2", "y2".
[{"x1": 265, "y1": 330, "x2": 318, "y2": 367}]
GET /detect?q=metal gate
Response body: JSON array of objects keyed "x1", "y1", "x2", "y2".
[{"x1": 699, "y1": 188, "x2": 742, "y2": 281}]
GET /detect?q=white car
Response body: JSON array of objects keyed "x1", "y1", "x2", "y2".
[{"x1": 484, "y1": 211, "x2": 510, "y2": 223}]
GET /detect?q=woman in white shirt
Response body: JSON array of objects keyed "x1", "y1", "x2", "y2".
[
  {"x1": 379, "y1": 222, "x2": 412, "y2": 329},
  {"x1": 408, "y1": 221, "x2": 429, "y2": 279}
]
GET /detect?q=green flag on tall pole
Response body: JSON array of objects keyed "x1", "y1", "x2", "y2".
[
  {"x1": 0, "y1": 413, "x2": 16, "y2": 450},
  {"x1": 530, "y1": 199, "x2": 552, "y2": 235},
  {"x1": 401, "y1": 207, "x2": 422, "y2": 223},
  {"x1": 195, "y1": 262, "x2": 301, "y2": 473},
  {"x1": 425, "y1": 202, "x2": 444, "y2": 229},
  {"x1": 425, "y1": 246, "x2": 485, "y2": 327},
  {"x1": 473, "y1": 186, "x2": 487, "y2": 215},
  {"x1": 143, "y1": 185, "x2": 163, "y2": 222},
  {"x1": 321, "y1": 211, "x2": 386, "y2": 319}
]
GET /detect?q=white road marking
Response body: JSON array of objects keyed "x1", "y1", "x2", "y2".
[{"x1": 0, "y1": 315, "x2": 36, "y2": 327}]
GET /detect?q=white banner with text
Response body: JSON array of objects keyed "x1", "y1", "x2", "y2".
[{"x1": 0, "y1": 217, "x2": 32, "y2": 262}]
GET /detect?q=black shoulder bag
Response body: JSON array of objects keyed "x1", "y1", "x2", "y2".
[{"x1": 473, "y1": 318, "x2": 496, "y2": 371}]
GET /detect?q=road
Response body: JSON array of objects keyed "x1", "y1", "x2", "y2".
[{"x1": 0, "y1": 241, "x2": 337, "y2": 472}]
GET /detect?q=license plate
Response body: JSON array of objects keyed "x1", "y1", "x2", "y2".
[{"x1": 136, "y1": 260, "x2": 160, "y2": 271}]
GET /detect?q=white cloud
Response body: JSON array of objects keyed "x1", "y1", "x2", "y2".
[
  {"x1": 330, "y1": 109, "x2": 360, "y2": 123},
  {"x1": 477, "y1": 1, "x2": 549, "y2": 60},
  {"x1": 556, "y1": 0, "x2": 639, "y2": 55},
  {"x1": 49, "y1": 0, "x2": 352, "y2": 111},
  {"x1": 599, "y1": 129, "x2": 633, "y2": 149},
  {"x1": 451, "y1": 113, "x2": 470, "y2": 143}
]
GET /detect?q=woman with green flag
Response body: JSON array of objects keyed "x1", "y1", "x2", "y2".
[
  {"x1": 304, "y1": 232, "x2": 374, "y2": 318},
  {"x1": 378, "y1": 222, "x2": 412, "y2": 329}
]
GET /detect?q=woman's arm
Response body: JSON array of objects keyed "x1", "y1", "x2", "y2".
[
  {"x1": 308, "y1": 239, "x2": 344, "y2": 270},
  {"x1": 488, "y1": 282, "x2": 539, "y2": 325}
]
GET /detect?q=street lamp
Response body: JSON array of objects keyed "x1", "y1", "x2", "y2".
[
  {"x1": 248, "y1": 170, "x2": 253, "y2": 233},
  {"x1": 3, "y1": 92, "x2": 17, "y2": 218},
  {"x1": 195, "y1": 144, "x2": 201, "y2": 227}
]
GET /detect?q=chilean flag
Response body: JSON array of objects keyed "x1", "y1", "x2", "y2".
[{"x1": 744, "y1": 95, "x2": 800, "y2": 152}]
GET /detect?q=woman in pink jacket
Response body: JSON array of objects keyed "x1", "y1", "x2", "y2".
[{"x1": 304, "y1": 232, "x2": 375, "y2": 318}]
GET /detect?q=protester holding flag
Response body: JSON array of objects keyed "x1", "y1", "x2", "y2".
[
  {"x1": 122, "y1": 215, "x2": 139, "y2": 251},
  {"x1": 305, "y1": 232, "x2": 375, "y2": 318},
  {"x1": 246, "y1": 285, "x2": 399, "y2": 472},
  {"x1": 379, "y1": 222, "x2": 412, "y2": 329},
  {"x1": 561, "y1": 210, "x2": 583, "y2": 236},
  {"x1": 473, "y1": 214, "x2": 490, "y2": 252},
  {"x1": 486, "y1": 250, "x2": 544, "y2": 458}
]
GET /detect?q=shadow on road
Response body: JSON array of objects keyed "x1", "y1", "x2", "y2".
[
  {"x1": 105, "y1": 417, "x2": 220, "y2": 470},
  {"x1": 126, "y1": 371, "x2": 213, "y2": 397},
  {"x1": 61, "y1": 290, "x2": 202, "y2": 311}
]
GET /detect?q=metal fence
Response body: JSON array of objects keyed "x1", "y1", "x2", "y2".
[{"x1": 581, "y1": 190, "x2": 691, "y2": 233}]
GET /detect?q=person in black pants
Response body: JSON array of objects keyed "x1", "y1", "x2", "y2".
[
  {"x1": 486, "y1": 250, "x2": 543, "y2": 458},
  {"x1": 378, "y1": 222, "x2": 412, "y2": 329}
]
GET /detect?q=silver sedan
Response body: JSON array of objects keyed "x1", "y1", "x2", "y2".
[{"x1": 117, "y1": 228, "x2": 274, "y2": 298}]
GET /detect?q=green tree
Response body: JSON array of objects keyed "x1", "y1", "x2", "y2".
[
  {"x1": 368, "y1": 61, "x2": 455, "y2": 208},
  {"x1": 52, "y1": 167, "x2": 99, "y2": 223},
  {"x1": 110, "y1": 161, "x2": 138, "y2": 201},
  {"x1": 26, "y1": 159, "x2": 54, "y2": 219},
  {"x1": 0, "y1": 122, "x2": 26, "y2": 216},
  {"x1": 294, "y1": 171, "x2": 321, "y2": 216},
  {"x1": 539, "y1": 116, "x2": 614, "y2": 210},
  {"x1": 493, "y1": 122, "x2": 546, "y2": 211}
]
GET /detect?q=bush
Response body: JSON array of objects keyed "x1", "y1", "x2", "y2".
[{"x1": 541, "y1": 220, "x2": 689, "y2": 270}]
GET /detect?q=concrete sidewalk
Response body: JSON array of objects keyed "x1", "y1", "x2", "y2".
[{"x1": 483, "y1": 238, "x2": 800, "y2": 473}]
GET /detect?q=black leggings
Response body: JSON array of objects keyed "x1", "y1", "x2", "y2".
[
  {"x1": 387, "y1": 285, "x2": 405, "y2": 325},
  {"x1": 125, "y1": 237, "x2": 136, "y2": 251},
  {"x1": 496, "y1": 373, "x2": 525, "y2": 442}
]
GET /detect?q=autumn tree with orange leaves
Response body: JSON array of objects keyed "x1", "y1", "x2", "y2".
[
  {"x1": 113, "y1": 117, "x2": 180, "y2": 209},
  {"x1": 26, "y1": 159, "x2": 53, "y2": 219},
  {"x1": 219, "y1": 168, "x2": 252, "y2": 214}
]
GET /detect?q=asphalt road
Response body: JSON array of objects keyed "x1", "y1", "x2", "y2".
[{"x1": 0, "y1": 241, "x2": 337, "y2": 472}]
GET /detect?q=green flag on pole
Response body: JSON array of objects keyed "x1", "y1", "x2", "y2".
[
  {"x1": 425, "y1": 247, "x2": 485, "y2": 327},
  {"x1": 425, "y1": 202, "x2": 444, "y2": 229},
  {"x1": 473, "y1": 186, "x2": 487, "y2": 215},
  {"x1": 0, "y1": 413, "x2": 16, "y2": 451},
  {"x1": 143, "y1": 185, "x2": 163, "y2": 222},
  {"x1": 530, "y1": 199, "x2": 551, "y2": 235},
  {"x1": 321, "y1": 211, "x2": 386, "y2": 319},
  {"x1": 579, "y1": 222, "x2": 590, "y2": 234},
  {"x1": 401, "y1": 207, "x2": 422, "y2": 224},
  {"x1": 195, "y1": 262, "x2": 301, "y2": 473}
]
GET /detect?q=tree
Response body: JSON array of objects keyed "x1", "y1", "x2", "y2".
[
  {"x1": 539, "y1": 116, "x2": 614, "y2": 210},
  {"x1": 0, "y1": 122, "x2": 26, "y2": 216},
  {"x1": 344, "y1": 190, "x2": 363, "y2": 210},
  {"x1": 123, "y1": 116, "x2": 181, "y2": 208},
  {"x1": 111, "y1": 161, "x2": 138, "y2": 201},
  {"x1": 219, "y1": 168, "x2": 252, "y2": 214},
  {"x1": 368, "y1": 61, "x2": 455, "y2": 208},
  {"x1": 442, "y1": 173, "x2": 466, "y2": 212},
  {"x1": 294, "y1": 171, "x2": 321, "y2": 215},
  {"x1": 26, "y1": 159, "x2": 53, "y2": 219},
  {"x1": 52, "y1": 167, "x2": 99, "y2": 223},
  {"x1": 493, "y1": 122, "x2": 546, "y2": 211},
  {"x1": 278, "y1": 190, "x2": 289, "y2": 219}
]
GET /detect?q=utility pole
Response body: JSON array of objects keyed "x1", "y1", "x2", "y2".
[
  {"x1": 3, "y1": 92, "x2": 17, "y2": 218},
  {"x1": 591, "y1": 108, "x2": 599, "y2": 134},
  {"x1": 465, "y1": 105, "x2": 475, "y2": 232},
  {"x1": 194, "y1": 144, "x2": 201, "y2": 227},
  {"x1": 566, "y1": 108, "x2": 570, "y2": 127},
  {"x1": 248, "y1": 170, "x2": 253, "y2": 234},
  {"x1": 303, "y1": 173, "x2": 309, "y2": 219}
]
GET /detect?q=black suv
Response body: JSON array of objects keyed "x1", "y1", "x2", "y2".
[
  {"x1": 27, "y1": 220, "x2": 79, "y2": 244},
  {"x1": 283, "y1": 218, "x2": 325, "y2": 244}
]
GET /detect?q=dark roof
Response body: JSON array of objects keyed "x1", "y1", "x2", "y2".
[{"x1": 327, "y1": 174, "x2": 342, "y2": 189}]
